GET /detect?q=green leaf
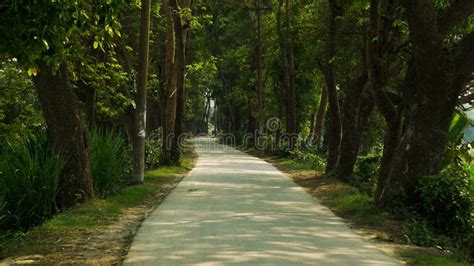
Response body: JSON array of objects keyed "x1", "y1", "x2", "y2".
[{"x1": 42, "y1": 39, "x2": 49, "y2": 50}]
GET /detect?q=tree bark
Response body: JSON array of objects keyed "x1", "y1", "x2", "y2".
[
  {"x1": 161, "y1": 0, "x2": 178, "y2": 165},
  {"x1": 256, "y1": 0, "x2": 265, "y2": 135},
  {"x1": 323, "y1": 0, "x2": 342, "y2": 173},
  {"x1": 130, "y1": 0, "x2": 151, "y2": 183},
  {"x1": 381, "y1": 0, "x2": 474, "y2": 207},
  {"x1": 335, "y1": 73, "x2": 369, "y2": 181},
  {"x1": 33, "y1": 63, "x2": 94, "y2": 208},
  {"x1": 277, "y1": 0, "x2": 297, "y2": 148},
  {"x1": 170, "y1": 0, "x2": 191, "y2": 165},
  {"x1": 311, "y1": 85, "x2": 328, "y2": 146}
]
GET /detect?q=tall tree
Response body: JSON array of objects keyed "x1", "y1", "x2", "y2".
[
  {"x1": 170, "y1": 0, "x2": 193, "y2": 165},
  {"x1": 277, "y1": 0, "x2": 297, "y2": 148},
  {"x1": 161, "y1": 0, "x2": 178, "y2": 165},
  {"x1": 320, "y1": 0, "x2": 342, "y2": 172},
  {"x1": 131, "y1": 0, "x2": 152, "y2": 183},
  {"x1": 380, "y1": 0, "x2": 474, "y2": 207}
]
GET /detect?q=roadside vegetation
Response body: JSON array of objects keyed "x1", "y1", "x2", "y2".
[{"x1": 0, "y1": 145, "x2": 195, "y2": 264}]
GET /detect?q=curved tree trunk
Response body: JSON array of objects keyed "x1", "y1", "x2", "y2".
[{"x1": 33, "y1": 63, "x2": 94, "y2": 208}]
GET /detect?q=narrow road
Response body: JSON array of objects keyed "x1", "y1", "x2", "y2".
[{"x1": 124, "y1": 138, "x2": 399, "y2": 265}]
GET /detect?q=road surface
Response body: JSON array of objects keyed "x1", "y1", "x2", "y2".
[{"x1": 124, "y1": 138, "x2": 399, "y2": 265}]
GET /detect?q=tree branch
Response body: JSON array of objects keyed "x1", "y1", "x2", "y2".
[{"x1": 438, "y1": 0, "x2": 474, "y2": 36}]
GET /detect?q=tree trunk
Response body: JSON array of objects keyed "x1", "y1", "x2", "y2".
[
  {"x1": 312, "y1": 85, "x2": 328, "y2": 145},
  {"x1": 170, "y1": 0, "x2": 190, "y2": 165},
  {"x1": 323, "y1": 0, "x2": 342, "y2": 173},
  {"x1": 375, "y1": 106, "x2": 404, "y2": 206},
  {"x1": 256, "y1": 0, "x2": 265, "y2": 135},
  {"x1": 277, "y1": 0, "x2": 297, "y2": 148},
  {"x1": 130, "y1": 0, "x2": 151, "y2": 183},
  {"x1": 161, "y1": 0, "x2": 178, "y2": 165},
  {"x1": 33, "y1": 63, "x2": 94, "y2": 208},
  {"x1": 335, "y1": 73, "x2": 369, "y2": 181},
  {"x1": 379, "y1": 0, "x2": 474, "y2": 208}
]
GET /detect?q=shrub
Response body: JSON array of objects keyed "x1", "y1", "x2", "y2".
[
  {"x1": 353, "y1": 154, "x2": 381, "y2": 195},
  {"x1": 419, "y1": 165, "x2": 472, "y2": 238},
  {"x1": 145, "y1": 133, "x2": 162, "y2": 169},
  {"x1": 403, "y1": 219, "x2": 435, "y2": 247},
  {"x1": 90, "y1": 129, "x2": 131, "y2": 198},
  {"x1": 289, "y1": 149, "x2": 325, "y2": 169},
  {"x1": 0, "y1": 132, "x2": 62, "y2": 231}
]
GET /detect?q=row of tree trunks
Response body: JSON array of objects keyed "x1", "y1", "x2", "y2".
[{"x1": 277, "y1": 0, "x2": 297, "y2": 148}]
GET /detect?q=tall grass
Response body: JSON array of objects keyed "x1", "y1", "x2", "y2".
[
  {"x1": 0, "y1": 132, "x2": 62, "y2": 231},
  {"x1": 90, "y1": 128, "x2": 131, "y2": 198}
]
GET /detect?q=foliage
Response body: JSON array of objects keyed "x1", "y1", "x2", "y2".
[
  {"x1": 419, "y1": 165, "x2": 472, "y2": 238},
  {"x1": 443, "y1": 112, "x2": 472, "y2": 167},
  {"x1": 0, "y1": 148, "x2": 196, "y2": 259},
  {"x1": 90, "y1": 128, "x2": 131, "y2": 198},
  {"x1": 0, "y1": 59, "x2": 43, "y2": 146},
  {"x1": 403, "y1": 219, "x2": 435, "y2": 247},
  {"x1": 289, "y1": 149, "x2": 325, "y2": 169},
  {"x1": 145, "y1": 130, "x2": 163, "y2": 169},
  {"x1": 0, "y1": 132, "x2": 62, "y2": 231},
  {"x1": 0, "y1": 0, "x2": 127, "y2": 72},
  {"x1": 352, "y1": 154, "x2": 381, "y2": 195}
]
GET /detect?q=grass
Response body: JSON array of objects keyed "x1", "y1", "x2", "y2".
[
  {"x1": 255, "y1": 153, "x2": 472, "y2": 266},
  {"x1": 0, "y1": 147, "x2": 196, "y2": 262},
  {"x1": 397, "y1": 249, "x2": 470, "y2": 266}
]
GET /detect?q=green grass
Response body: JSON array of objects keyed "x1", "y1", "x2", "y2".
[
  {"x1": 397, "y1": 249, "x2": 470, "y2": 266},
  {"x1": 0, "y1": 149, "x2": 195, "y2": 259},
  {"x1": 43, "y1": 154, "x2": 194, "y2": 231},
  {"x1": 274, "y1": 159, "x2": 317, "y2": 171}
]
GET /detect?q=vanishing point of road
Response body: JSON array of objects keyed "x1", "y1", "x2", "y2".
[{"x1": 124, "y1": 138, "x2": 399, "y2": 265}]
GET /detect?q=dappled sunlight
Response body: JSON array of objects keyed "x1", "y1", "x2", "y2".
[{"x1": 124, "y1": 138, "x2": 399, "y2": 265}]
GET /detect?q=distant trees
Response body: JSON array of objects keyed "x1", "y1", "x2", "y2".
[{"x1": 194, "y1": 0, "x2": 473, "y2": 215}]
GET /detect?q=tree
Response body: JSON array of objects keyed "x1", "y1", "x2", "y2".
[
  {"x1": 379, "y1": 0, "x2": 474, "y2": 207},
  {"x1": 0, "y1": 1, "x2": 107, "y2": 207},
  {"x1": 131, "y1": 0, "x2": 152, "y2": 183},
  {"x1": 320, "y1": 0, "x2": 342, "y2": 173}
]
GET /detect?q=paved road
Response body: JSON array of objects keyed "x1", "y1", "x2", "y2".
[{"x1": 124, "y1": 138, "x2": 399, "y2": 265}]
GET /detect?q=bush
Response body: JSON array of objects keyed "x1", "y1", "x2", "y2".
[
  {"x1": 90, "y1": 129, "x2": 131, "y2": 198},
  {"x1": 289, "y1": 149, "x2": 325, "y2": 169},
  {"x1": 419, "y1": 165, "x2": 472, "y2": 238},
  {"x1": 0, "y1": 132, "x2": 62, "y2": 231},
  {"x1": 403, "y1": 219, "x2": 435, "y2": 247},
  {"x1": 353, "y1": 154, "x2": 381, "y2": 195},
  {"x1": 145, "y1": 132, "x2": 162, "y2": 169}
]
